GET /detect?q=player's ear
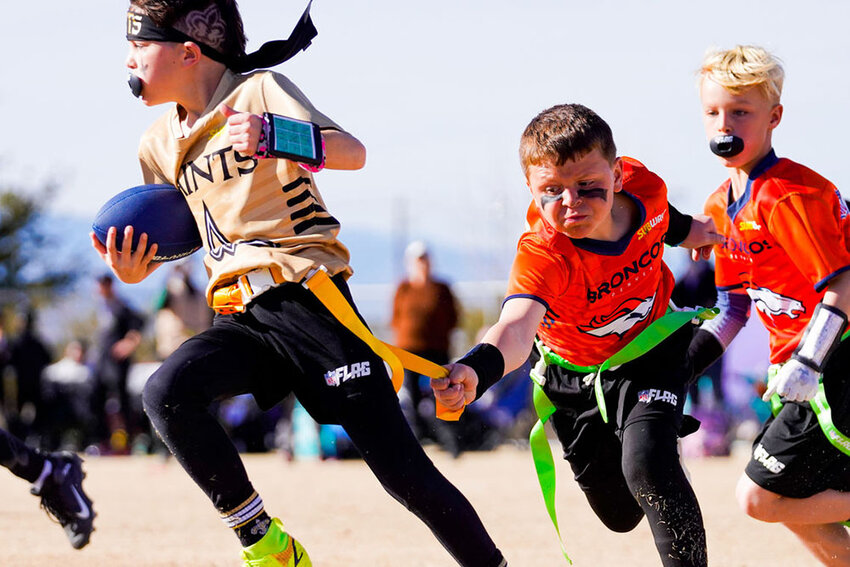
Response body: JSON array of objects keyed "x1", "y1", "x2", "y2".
[
  {"x1": 525, "y1": 176, "x2": 542, "y2": 208},
  {"x1": 182, "y1": 41, "x2": 202, "y2": 67},
  {"x1": 611, "y1": 157, "x2": 624, "y2": 193},
  {"x1": 768, "y1": 103, "x2": 783, "y2": 130}
]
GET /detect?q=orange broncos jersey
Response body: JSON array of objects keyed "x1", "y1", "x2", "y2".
[
  {"x1": 506, "y1": 157, "x2": 676, "y2": 367},
  {"x1": 705, "y1": 150, "x2": 850, "y2": 363}
]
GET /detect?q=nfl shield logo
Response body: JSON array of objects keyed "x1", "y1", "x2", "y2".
[{"x1": 324, "y1": 370, "x2": 338, "y2": 386}]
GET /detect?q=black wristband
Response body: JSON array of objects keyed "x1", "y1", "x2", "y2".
[
  {"x1": 687, "y1": 328, "x2": 725, "y2": 383},
  {"x1": 666, "y1": 203, "x2": 693, "y2": 247},
  {"x1": 456, "y1": 343, "x2": 505, "y2": 401}
]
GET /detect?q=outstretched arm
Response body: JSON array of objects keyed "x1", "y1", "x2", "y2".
[
  {"x1": 667, "y1": 203, "x2": 723, "y2": 261},
  {"x1": 688, "y1": 289, "x2": 750, "y2": 377},
  {"x1": 432, "y1": 297, "x2": 545, "y2": 411}
]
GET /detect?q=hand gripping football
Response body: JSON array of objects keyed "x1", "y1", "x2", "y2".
[{"x1": 92, "y1": 184, "x2": 202, "y2": 262}]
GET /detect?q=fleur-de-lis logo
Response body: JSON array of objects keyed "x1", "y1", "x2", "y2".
[{"x1": 181, "y1": 5, "x2": 227, "y2": 50}]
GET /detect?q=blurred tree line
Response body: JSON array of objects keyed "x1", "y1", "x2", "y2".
[{"x1": 0, "y1": 184, "x2": 79, "y2": 321}]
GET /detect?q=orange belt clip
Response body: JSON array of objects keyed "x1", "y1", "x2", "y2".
[
  {"x1": 212, "y1": 268, "x2": 284, "y2": 315},
  {"x1": 212, "y1": 283, "x2": 245, "y2": 315}
]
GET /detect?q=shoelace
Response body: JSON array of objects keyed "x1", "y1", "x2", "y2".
[
  {"x1": 36, "y1": 465, "x2": 78, "y2": 527},
  {"x1": 38, "y1": 489, "x2": 69, "y2": 526}
]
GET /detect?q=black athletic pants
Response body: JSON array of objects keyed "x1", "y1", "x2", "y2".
[
  {"x1": 0, "y1": 427, "x2": 44, "y2": 483},
  {"x1": 142, "y1": 278, "x2": 504, "y2": 567},
  {"x1": 542, "y1": 325, "x2": 707, "y2": 567}
]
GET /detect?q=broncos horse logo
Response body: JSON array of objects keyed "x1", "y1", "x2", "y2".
[
  {"x1": 746, "y1": 284, "x2": 805, "y2": 319},
  {"x1": 578, "y1": 294, "x2": 656, "y2": 338}
]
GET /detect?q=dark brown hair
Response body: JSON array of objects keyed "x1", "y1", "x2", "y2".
[
  {"x1": 519, "y1": 104, "x2": 616, "y2": 176},
  {"x1": 130, "y1": 0, "x2": 247, "y2": 58}
]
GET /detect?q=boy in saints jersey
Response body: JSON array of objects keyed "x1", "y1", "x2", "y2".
[
  {"x1": 432, "y1": 103, "x2": 721, "y2": 567},
  {"x1": 689, "y1": 45, "x2": 850, "y2": 565},
  {"x1": 91, "y1": 2, "x2": 506, "y2": 566}
]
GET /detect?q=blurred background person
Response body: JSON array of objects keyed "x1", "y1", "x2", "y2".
[
  {"x1": 148, "y1": 263, "x2": 214, "y2": 456},
  {"x1": 7, "y1": 309, "x2": 52, "y2": 444},
  {"x1": 153, "y1": 263, "x2": 214, "y2": 361},
  {"x1": 91, "y1": 274, "x2": 145, "y2": 454},
  {"x1": 40, "y1": 339, "x2": 95, "y2": 452},
  {"x1": 391, "y1": 241, "x2": 463, "y2": 455},
  {"x1": 0, "y1": 321, "x2": 11, "y2": 422}
]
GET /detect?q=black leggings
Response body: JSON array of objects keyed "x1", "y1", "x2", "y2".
[
  {"x1": 545, "y1": 323, "x2": 706, "y2": 567},
  {"x1": 142, "y1": 335, "x2": 504, "y2": 567},
  {"x1": 0, "y1": 427, "x2": 44, "y2": 483},
  {"x1": 556, "y1": 413, "x2": 706, "y2": 567}
]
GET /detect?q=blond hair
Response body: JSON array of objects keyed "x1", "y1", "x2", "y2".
[{"x1": 699, "y1": 45, "x2": 784, "y2": 103}]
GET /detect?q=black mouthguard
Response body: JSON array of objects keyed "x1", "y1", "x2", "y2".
[
  {"x1": 709, "y1": 135, "x2": 744, "y2": 157},
  {"x1": 128, "y1": 74, "x2": 143, "y2": 98}
]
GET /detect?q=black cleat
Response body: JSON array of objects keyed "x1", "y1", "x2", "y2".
[{"x1": 31, "y1": 452, "x2": 95, "y2": 549}]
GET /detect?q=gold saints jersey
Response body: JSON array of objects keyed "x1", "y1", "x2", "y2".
[{"x1": 137, "y1": 70, "x2": 353, "y2": 305}]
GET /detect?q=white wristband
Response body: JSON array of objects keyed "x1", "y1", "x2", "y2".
[{"x1": 794, "y1": 303, "x2": 847, "y2": 371}]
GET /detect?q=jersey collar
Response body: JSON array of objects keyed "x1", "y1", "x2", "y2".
[
  {"x1": 571, "y1": 191, "x2": 645, "y2": 256},
  {"x1": 726, "y1": 148, "x2": 779, "y2": 221}
]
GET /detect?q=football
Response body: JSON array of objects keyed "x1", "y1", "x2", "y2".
[{"x1": 92, "y1": 184, "x2": 203, "y2": 262}]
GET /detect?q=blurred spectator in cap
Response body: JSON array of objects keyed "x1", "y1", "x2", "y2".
[{"x1": 391, "y1": 241, "x2": 462, "y2": 455}]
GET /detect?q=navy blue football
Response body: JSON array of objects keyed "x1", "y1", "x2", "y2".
[{"x1": 92, "y1": 184, "x2": 202, "y2": 262}]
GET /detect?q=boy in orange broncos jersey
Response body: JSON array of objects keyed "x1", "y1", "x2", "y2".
[
  {"x1": 689, "y1": 45, "x2": 850, "y2": 565},
  {"x1": 433, "y1": 103, "x2": 721, "y2": 567}
]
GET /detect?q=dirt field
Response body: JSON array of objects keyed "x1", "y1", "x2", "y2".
[{"x1": 0, "y1": 444, "x2": 818, "y2": 566}]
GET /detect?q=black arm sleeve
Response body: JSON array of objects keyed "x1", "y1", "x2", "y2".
[
  {"x1": 688, "y1": 328, "x2": 725, "y2": 381},
  {"x1": 666, "y1": 202, "x2": 693, "y2": 247},
  {"x1": 455, "y1": 343, "x2": 505, "y2": 400}
]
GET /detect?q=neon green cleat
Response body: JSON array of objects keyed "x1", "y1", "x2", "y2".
[{"x1": 241, "y1": 518, "x2": 312, "y2": 566}]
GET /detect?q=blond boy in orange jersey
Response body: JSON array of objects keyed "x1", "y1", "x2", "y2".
[{"x1": 689, "y1": 45, "x2": 850, "y2": 565}]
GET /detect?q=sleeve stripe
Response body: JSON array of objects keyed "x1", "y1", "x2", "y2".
[
  {"x1": 815, "y1": 264, "x2": 850, "y2": 293},
  {"x1": 502, "y1": 293, "x2": 551, "y2": 315}
]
